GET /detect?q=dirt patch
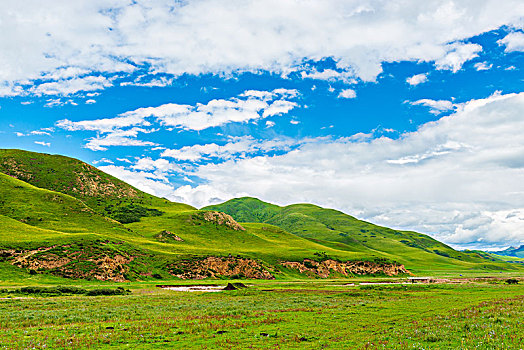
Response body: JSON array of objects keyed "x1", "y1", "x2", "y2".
[
  {"x1": 281, "y1": 259, "x2": 409, "y2": 278},
  {"x1": 0, "y1": 243, "x2": 134, "y2": 282},
  {"x1": 190, "y1": 211, "x2": 245, "y2": 231},
  {"x1": 168, "y1": 256, "x2": 274, "y2": 279},
  {"x1": 155, "y1": 230, "x2": 184, "y2": 242}
]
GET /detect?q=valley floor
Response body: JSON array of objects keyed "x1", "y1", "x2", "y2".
[{"x1": 0, "y1": 278, "x2": 523, "y2": 349}]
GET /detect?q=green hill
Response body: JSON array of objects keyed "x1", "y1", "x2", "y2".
[
  {"x1": 0, "y1": 149, "x2": 521, "y2": 282},
  {"x1": 204, "y1": 197, "x2": 514, "y2": 273},
  {"x1": 0, "y1": 149, "x2": 194, "y2": 220}
]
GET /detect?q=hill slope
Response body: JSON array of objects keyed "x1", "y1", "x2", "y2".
[
  {"x1": 0, "y1": 149, "x2": 194, "y2": 219},
  {"x1": 205, "y1": 197, "x2": 510, "y2": 273}
]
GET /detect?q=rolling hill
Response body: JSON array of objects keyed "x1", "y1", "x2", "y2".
[
  {"x1": 0, "y1": 149, "x2": 521, "y2": 282},
  {"x1": 204, "y1": 197, "x2": 516, "y2": 273}
]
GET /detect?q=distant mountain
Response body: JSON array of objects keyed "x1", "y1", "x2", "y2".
[{"x1": 490, "y1": 245, "x2": 524, "y2": 258}]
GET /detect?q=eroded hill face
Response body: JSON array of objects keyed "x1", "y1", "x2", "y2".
[
  {"x1": 0, "y1": 149, "x2": 141, "y2": 200},
  {"x1": 0, "y1": 149, "x2": 194, "y2": 220}
]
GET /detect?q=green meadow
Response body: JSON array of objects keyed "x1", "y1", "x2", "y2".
[{"x1": 0, "y1": 280, "x2": 523, "y2": 349}]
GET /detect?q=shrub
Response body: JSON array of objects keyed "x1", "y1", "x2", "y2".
[
  {"x1": 106, "y1": 204, "x2": 163, "y2": 224},
  {"x1": 86, "y1": 287, "x2": 130, "y2": 296}
]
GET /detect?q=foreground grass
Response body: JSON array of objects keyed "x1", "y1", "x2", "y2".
[{"x1": 0, "y1": 281, "x2": 522, "y2": 349}]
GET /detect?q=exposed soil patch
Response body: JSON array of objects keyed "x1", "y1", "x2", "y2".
[
  {"x1": 281, "y1": 259, "x2": 408, "y2": 278},
  {"x1": 189, "y1": 211, "x2": 245, "y2": 231},
  {"x1": 168, "y1": 256, "x2": 274, "y2": 279},
  {"x1": 155, "y1": 230, "x2": 184, "y2": 242},
  {"x1": 0, "y1": 243, "x2": 134, "y2": 282}
]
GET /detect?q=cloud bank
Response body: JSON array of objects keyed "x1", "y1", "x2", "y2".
[{"x1": 2, "y1": 1, "x2": 524, "y2": 95}]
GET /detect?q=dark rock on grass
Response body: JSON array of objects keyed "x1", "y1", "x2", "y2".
[
  {"x1": 175, "y1": 331, "x2": 184, "y2": 335},
  {"x1": 298, "y1": 337, "x2": 308, "y2": 342},
  {"x1": 106, "y1": 326, "x2": 114, "y2": 330},
  {"x1": 223, "y1": 283, "x2": 237, "y2": 290},
  {"x1": 223, "y1": 282, "x2": 248, "y2": 290},
  {"x1": 216, "y1": 330, "x2": 227, "y2": 334},
  {"x1": 506, "y1": 278, "x2": 519, "y2": 284},
  {"x1": 260, "y1": 332, "x2": 269, "y2": 337}
]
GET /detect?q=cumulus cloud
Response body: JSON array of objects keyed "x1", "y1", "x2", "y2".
[
  {"x1": 34, "y1": 141, "x2": 51, "y2": 147},
  {"x1": 498, "y1": 31, "x2": 524, "y2": 52},
  {"x1": 410, "y1": 99, "x2": 455, "y2": 115},
  {"x1": 406, "y1": 73, "x2": 428, "y2": 86},
  {"x1": 98, "y1": 165, "x2": 176, "y2": 199},
  {"x1": 83, "y1": 128, "x2": 158, "y2": 151},
  {"x1": 474, "y1": 62, "x2": 493, "y2": 71},
  {"x1": 121, "y1": 88, "x2": 299, "y2": 131},
  {"x1": 161, "y1": 136, "x2": 300, "y2": 162},
  {"x1": 167, "y1": 92, "x2": 524, "y2": 249},
  {"x1": 2, "y1": 1, "x2": 524, "y2": 94},
  {"x1": 337, "y1": 89, "x2": 357, "y2": 99},
  {"x1": 56, "y1": 88, "x2": 300, "y2": 150}
]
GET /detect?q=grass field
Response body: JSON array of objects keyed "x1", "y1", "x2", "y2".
[{"x1": 0, "y1": 279, "x2": 522, "y2": 349}]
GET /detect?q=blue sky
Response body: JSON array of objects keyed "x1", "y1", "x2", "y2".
[{"x1": 1, "y1": 1, "x2": 524, "y2": 249}]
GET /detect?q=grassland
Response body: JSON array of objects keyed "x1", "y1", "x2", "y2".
[{"x1": 0, "y1": 279, "x2": 522, "y2": 349}]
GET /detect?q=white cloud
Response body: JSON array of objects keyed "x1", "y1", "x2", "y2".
[
  {"x1": 161, "y1": 136, "x2": 299, "y2": 162},
  {"x1": 265, "y1": 120, "x2": 275, "y2": 128},
  {"x1": 406, "y1": 73, "x2": 428, "y2": 86},
  {"x1": 2, "y1": 1, "x2": 524, "y2": 94},
  {"x1": 300, "y1": 68, "x2": 356, "y2": 84},
  {"x1": 56, "y1": 88, "x2": 299, "y2": 150},
  {"x1": 337, "y1": 88, "x2": 357, "y2": 99},
  {"x1": 83, "y1": 128, "x2": 158, "y2": 151},
  {"x1": 30, "y1": 130, "x2": 51, "y2": 136},
  {"x1": 410, "y1": 99, "x2": 455, "y2": 115},
  {"x1": 435, "y1": 43, "x2": 482, "y2": 72},
  {"x1": 31, "y1": 76, "x2": 112, "y2": 96},
  {"x1": 92, "y1": 158, "x2": 114, "y2": 165},
  {"x1": 57, "y1": 115, "x2": 151, "y2": 133},
  {"x1": 498, "y1": 31, "x2": 524, "y2": 52},
  {"x1": 85, "y1": 99, "x2": 96, "y2": 104},
  {"x1": 474, "y1": 62, "x2": 493, "y2": 71},
  {"x1": 44, "y1": 98, "x2": 78, "y2": 108},
  {"x1": 34, "y1": 141, "x2": 51, "y2": 147},
  {"x1": 168, "y1": 92, "x2": 524, "y2": 248},
  {"x1": 98, "y1": 165, "x2": 176, "y2": 199}
]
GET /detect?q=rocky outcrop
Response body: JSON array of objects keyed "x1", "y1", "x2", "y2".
[
  {"x1": 190, "y1": 211, "x2": 246, "y2": 231},
  {"x1": 168, "y1": 256, "x2": 274, "y2": 279},
  {"x1": 282, "y1": 259, "x2": 408, "y2": 278},
  {"x1": 0, "y1": 244, "x2": 133, "y2": 282},
  {"x1": 155, "y1": 230, "x2": 184, "y2": 242}
]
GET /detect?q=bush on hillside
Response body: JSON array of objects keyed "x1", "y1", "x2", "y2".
[{"x1": 105, "y1": 204, "x2": 163, "y2": 224}]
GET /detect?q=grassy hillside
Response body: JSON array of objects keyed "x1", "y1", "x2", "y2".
[
  {"x1": 0, "y1": 149, "x2": 194, "y2": 219},
  {"x1": 205, "y1": 197, "x2": 516, "y2": 273},
  {"x1": 0, "y1": 172, "x2": 132, "y2": 239}
]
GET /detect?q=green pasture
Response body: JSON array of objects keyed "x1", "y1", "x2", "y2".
[{"x1": 0, "y1": 280, "x2": 522, "y2": 349}]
